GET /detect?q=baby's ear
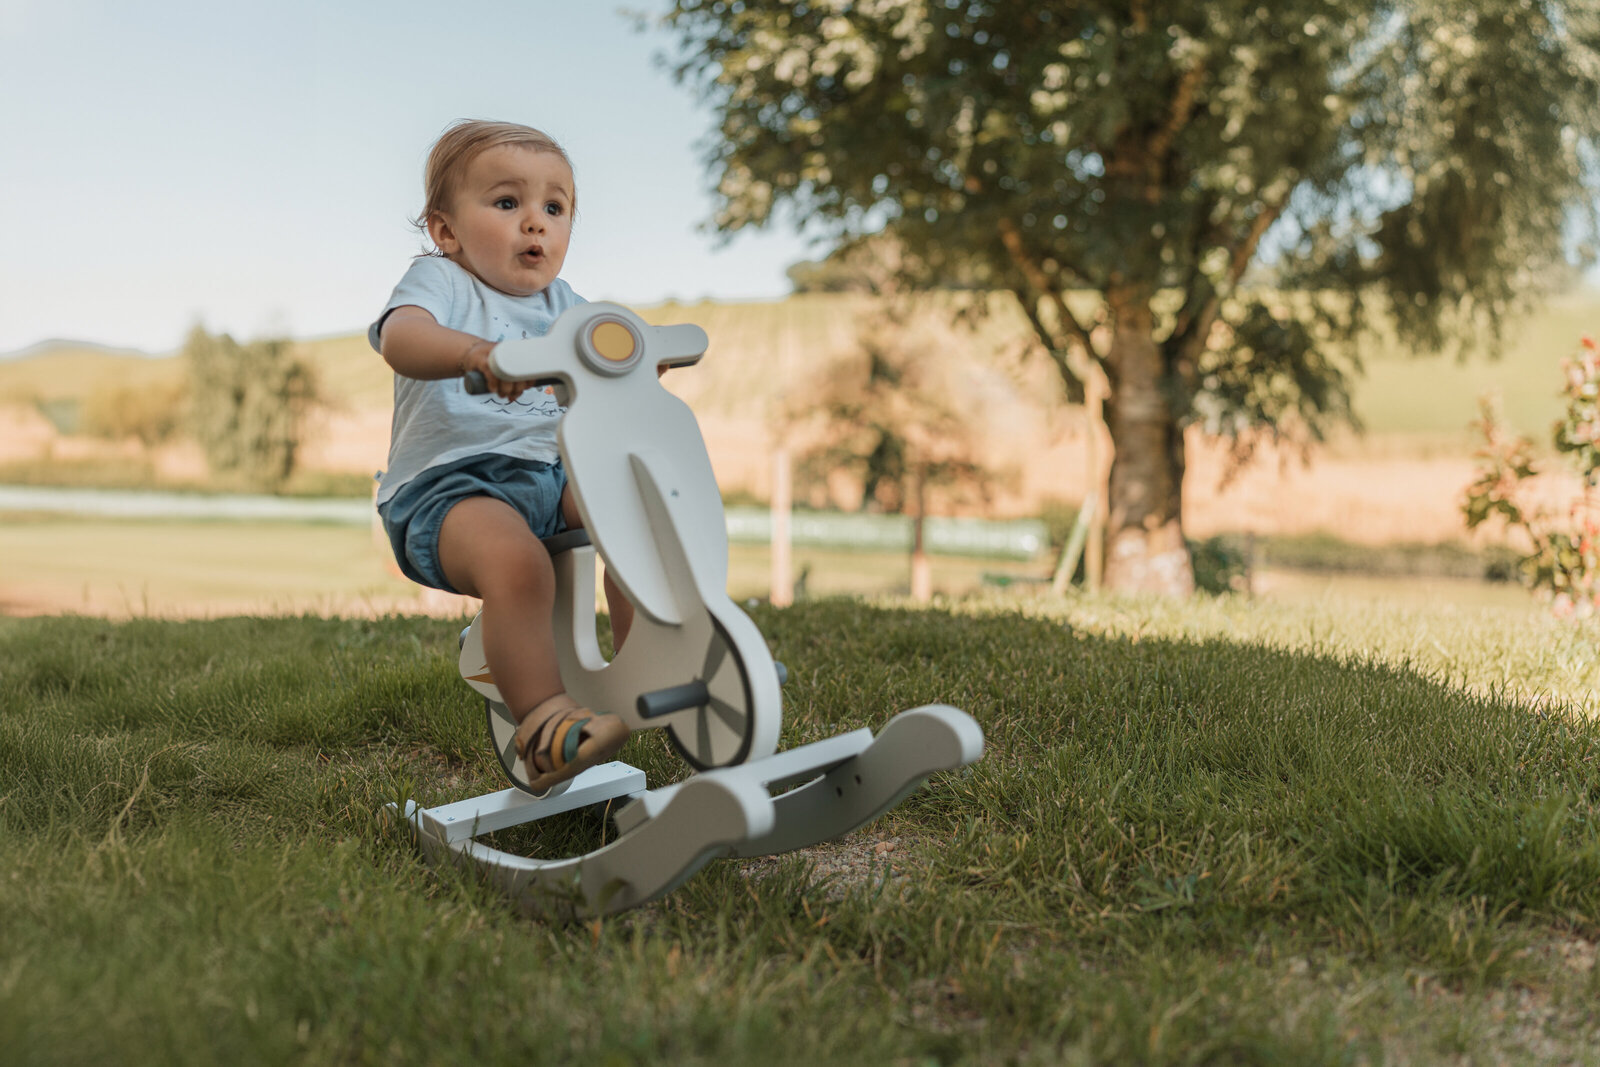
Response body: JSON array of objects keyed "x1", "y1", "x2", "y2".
[{"x1": 425, "y1": 212, "x2": 459, "y2": 255}]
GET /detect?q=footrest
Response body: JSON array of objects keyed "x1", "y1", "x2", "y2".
[
  {"x1": 391, "y1": 762, "x2": 771, "y2": 919},
  {"x1": 414, "y1": 761, "x2": 646, "y2": 844}
]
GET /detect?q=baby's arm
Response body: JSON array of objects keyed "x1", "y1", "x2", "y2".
[{"x1": 378, "y1": 305, "x2": 527, "y2": 401}]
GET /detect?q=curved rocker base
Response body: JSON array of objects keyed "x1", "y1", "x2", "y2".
[{"x1": 388, "y1": 704, "x2": 984, "y2": 919}]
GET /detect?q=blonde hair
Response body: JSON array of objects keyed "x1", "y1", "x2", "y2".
[{"x1": 413, "y1": 119, "x2": 575, "y2": 248}]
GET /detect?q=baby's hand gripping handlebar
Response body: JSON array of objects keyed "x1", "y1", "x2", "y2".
[{"x1": 462, "y1": 369, "x2": 564, "y2": 395}]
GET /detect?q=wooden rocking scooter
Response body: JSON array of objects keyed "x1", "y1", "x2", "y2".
[{"x1": 390, "y1": 303, "x2": 983, "y2": 918}]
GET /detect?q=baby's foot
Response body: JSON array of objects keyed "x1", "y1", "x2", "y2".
[{"x1": 513, "y1": 693, "x2": 630, "y2": 792}]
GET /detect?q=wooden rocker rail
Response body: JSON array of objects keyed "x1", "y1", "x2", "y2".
[{"x1": 393, "y1": 705, "x2": 982, "y2": 918}]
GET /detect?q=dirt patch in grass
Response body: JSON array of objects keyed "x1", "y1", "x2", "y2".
[
  {"x1": 738, "y1": 830, "x2": 919, "y2": 900},
  {"x1": 1389, "y1": 936, "x2": 1600, "y2": 1063}
]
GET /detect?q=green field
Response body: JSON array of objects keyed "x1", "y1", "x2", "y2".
[
  {"x1": 1347, "y1": 291, "x2": 1600, "y2": 441},
  {"x1": 3, "y1": 594, "x2": 1599, "y2": 1064}
]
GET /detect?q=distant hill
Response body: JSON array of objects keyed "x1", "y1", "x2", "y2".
[
  {"x1": 0, "y1": 345, "x2": 184, "y2": 405},
  {"x1": 0, "y1": 339, "x2": 158, "y2": 362}
]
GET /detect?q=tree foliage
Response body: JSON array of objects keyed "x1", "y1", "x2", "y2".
[
  {"x1": 81, "y1": 380, "x2": 188, "y2": 447},
  {"x1": 182, "y1": 326, "x2": 316, "y2": 491},
  {"x1": 660, "y1": 0, "x2": 1600, "y2": 592}
]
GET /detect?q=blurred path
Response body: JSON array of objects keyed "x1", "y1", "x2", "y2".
[{"x1": 0, "y1": 485, "x2": 371, "y2": 523}]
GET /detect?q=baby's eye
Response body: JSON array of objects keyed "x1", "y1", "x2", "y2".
[
  {"x1": 544, "y1": 201, "x2": 565, "y2": 217},
  {"x1": 494, "y1": 197, "x2": 517, "y2": 210}
]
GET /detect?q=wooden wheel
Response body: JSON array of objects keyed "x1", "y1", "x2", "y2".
[{"x1": 662, "y1": 613, "x2": 759, "y2": 771}]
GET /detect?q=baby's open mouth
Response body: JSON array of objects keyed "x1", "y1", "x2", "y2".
[{"x1": 520, "y1": 247, "x2": 544, "y2": 261}]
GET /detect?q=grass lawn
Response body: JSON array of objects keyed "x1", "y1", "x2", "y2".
[{"x1": 3, "y1": 592, "x2": 1600, "y2": 1064}]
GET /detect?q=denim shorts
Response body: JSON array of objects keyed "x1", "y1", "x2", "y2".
[{"x1": 377, "y1": 453, "x2": 568, "y2": 593}]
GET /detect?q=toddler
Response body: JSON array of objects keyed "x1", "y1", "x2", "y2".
[{"x1": 370, "y1": 119, "x2": 630, "y2": 792}]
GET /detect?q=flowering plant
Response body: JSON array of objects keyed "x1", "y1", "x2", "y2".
[{"x1": 1463, "y1": 336, "x2": 1600, "y2": 618}]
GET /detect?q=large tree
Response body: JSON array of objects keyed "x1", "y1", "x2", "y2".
[{"x1": 660, "y1": 0, "x2": 1600, "y2": 593}]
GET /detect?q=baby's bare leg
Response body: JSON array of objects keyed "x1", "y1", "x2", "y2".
[
  {"x1": 436, "y1": 496, "x2": 561, "y2": 722},
  {"x1": 559, "y1": 485, "x2": 637, "y2": 651},
  {"x1": 602, "y1": 568, "x2": 636, "y2": 650}
]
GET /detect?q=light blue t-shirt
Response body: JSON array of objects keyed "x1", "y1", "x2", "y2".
[{"x1": 368, "y1": 255, "x2": 586, "y2": 505}]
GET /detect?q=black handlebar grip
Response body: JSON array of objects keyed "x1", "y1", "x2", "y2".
[{"x1": 465, "y1": 371, "x2": 566, "y2": 396}]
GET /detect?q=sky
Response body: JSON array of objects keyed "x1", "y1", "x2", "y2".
[{"x1": 0, "y1": 0, "x2": 821, "y2": 354}]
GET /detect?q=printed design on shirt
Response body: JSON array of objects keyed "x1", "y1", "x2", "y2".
[{"x1": 473, "y1": 320, "x2": 567, "y2": 417}]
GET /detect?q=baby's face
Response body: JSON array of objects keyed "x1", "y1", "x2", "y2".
[{"x1": 431, "y1": 144, "x2": 574, "y2": 297}]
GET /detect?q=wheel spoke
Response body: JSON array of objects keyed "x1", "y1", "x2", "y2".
[
  {"x1": 697, "y1": 707, "x2": 712, "y2": 757},
  {"x1": 701, "y1": 635, "x2": 727, "y2": 679},
  {"x1": 708, "y1": 695, "x2": 743, "y2": 733}
]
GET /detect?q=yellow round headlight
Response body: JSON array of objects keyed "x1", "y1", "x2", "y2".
[{"x1": 590, "y1": 321, "x2": 637, "y2": 362}]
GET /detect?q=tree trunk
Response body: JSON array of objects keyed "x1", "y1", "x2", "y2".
[
  {"x1": 770, "y1": 445, "x2": 793, "y2": 607},
  {"x1": 1101, "y1": 286, "x2": 1195, "y2": 595},
  {"x1": 909, "y1": 469, "x2": 932, "y2": 603}
]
